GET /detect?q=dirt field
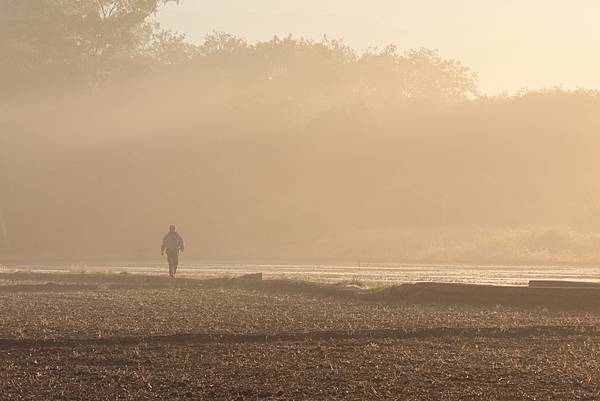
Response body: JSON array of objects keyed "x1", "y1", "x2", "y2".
[{"x1": 2, "y1": 272, "x2": 600, "y2": 400}]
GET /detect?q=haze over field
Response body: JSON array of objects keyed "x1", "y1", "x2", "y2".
[
  {"x1": 5, "y1": 5, "x2": 600, "y2": 401},
  {"x1": 2, "y1": 1, "x2": 600, "y2": 264}
]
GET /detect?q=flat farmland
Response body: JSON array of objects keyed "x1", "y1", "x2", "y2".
[{"x1": 2, "y1": 272, "x2": 600, "y2": 400}]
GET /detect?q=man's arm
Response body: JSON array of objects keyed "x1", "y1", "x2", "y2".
[
  {"x1": 161, "y1": 236, "x2": 166, "y2": 255},
  {"x1": 178, "y1": 234, "x2": 185, "y2": 252}
]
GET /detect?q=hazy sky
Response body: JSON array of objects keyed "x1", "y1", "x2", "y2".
[{"x1": 158, "y1": 1, "x2": 600, "y2": 95}]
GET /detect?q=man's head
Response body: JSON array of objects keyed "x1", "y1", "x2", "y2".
[{"x1": 169, "y1": 225, "x2": 176, "y2": 232}]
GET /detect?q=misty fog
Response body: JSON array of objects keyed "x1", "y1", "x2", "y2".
[{"x1": 2, "y1": 2, "x2": 600, "y2": 264}]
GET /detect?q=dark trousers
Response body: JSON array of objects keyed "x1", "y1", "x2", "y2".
[{"x1": 166, "y1": 250, "x2": 179, "y2": 276}]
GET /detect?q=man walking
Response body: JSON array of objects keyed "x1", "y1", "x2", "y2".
[{"x1": 161, "y1": 225, "x2": 184, "y2": 277}]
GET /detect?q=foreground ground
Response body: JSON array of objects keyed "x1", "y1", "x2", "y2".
[{"x1": 2, "y1": 273, "x2": 600, "y2": 400}]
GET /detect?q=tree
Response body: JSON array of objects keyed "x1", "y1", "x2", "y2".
[
  {"x1": 0, "y1": 0, "x2": 180, "y2": 97},
  {"x1": 358, "y1": 46, "x2": 478, "y2": 102}
]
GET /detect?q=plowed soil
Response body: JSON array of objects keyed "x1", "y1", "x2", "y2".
[{"x1": 2, "y1": 272, "x2": 600, "y2": 400}]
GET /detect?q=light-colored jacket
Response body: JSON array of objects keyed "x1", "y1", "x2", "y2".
[{"x1": 161, "y1": 232, "x2": 184, "y2": 253}]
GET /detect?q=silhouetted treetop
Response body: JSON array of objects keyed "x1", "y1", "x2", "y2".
[
  {"x1": 0, "y1": 0, "x2": 477, "y2": 102},
  {"x1": 0, "y1": 0, "x2": 183, "y2": 95},
  {"x1": 186, "y1": 32, "x2": 477, "y2": 108}
]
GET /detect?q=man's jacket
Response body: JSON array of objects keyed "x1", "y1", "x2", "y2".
[{"x1": 162, "y1": 232, "x2": 184, "y2": 253}]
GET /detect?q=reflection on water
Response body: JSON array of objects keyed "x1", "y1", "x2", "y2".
[{"x1": 4, "y1": 262, "x2": 600, "y2": 286}]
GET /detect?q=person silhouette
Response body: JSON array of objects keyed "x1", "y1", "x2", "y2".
[{"x1": 161, "y1": 225, "x2": 184, "y2": 277}]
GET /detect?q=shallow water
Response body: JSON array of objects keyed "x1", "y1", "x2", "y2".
[{"x1": 4, "y1": 262, "x2": 600, "y2": 286}]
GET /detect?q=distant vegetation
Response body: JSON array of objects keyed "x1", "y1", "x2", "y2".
[
  {"x1": 2, "y1": 1, "x2": 600, "y2": 263},
  {"x1": 1, "y1": 1, "x2": 476, "y2": 101}
]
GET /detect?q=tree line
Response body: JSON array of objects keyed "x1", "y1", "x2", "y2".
[
  {"x1": 3, "y1": 0, "x2": 600, "y2": 263},
  {"x1": 1, "y1": 1, "x2": 476, "y2": 102}
]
